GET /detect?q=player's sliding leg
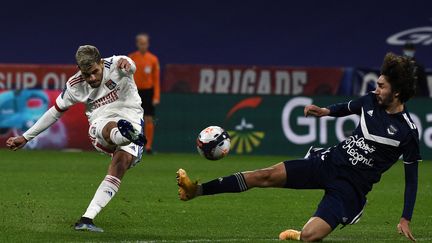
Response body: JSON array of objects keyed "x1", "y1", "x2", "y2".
[
  {"x1": 280, "y1": 217, "x2": 332, "y2": 241},
  {"x1": 102, "y1": 120, "x2": 146, "y2": 147},
  {"x1": 177, "y1": 162, "x2": 287, "y2": 200},
  {"x1": 75, "y1": 151, "x2": 133, "y2": 232}
]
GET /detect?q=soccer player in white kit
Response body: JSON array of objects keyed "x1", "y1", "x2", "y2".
[{"x1": 6, "y1": 45, "x2": 146, "y2": 232}]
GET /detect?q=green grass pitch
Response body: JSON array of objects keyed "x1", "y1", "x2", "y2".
[{"x1": 0, "y1": 149, "x2": 431, "y2": 242}]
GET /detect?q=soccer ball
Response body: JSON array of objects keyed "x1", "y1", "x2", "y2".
[{"x1": 197, "y1": 126, "x2": 231, "y2": 160}]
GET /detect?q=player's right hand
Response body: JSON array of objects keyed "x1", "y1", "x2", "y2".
[
  {"x1": 398, "y1": 218, "x2": 416, "y2": 242},
  {"x1": 6, "y1": 136, "x2": 28, "y2": 151},
  {"x1": 304, "y1": 105, "x2": 330, "y2": 117},
  {"x1": 117, "y1": 58, "x2": 131, "y2": 72}
]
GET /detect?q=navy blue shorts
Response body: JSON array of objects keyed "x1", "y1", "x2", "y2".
[{"x1": 283, "y1": 156, "x2": 366, "y2": 229}]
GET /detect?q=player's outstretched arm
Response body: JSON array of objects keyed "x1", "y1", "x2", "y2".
[
  {"x1": 398, "y1": 218, "x2": 416, "y2": 242},
  {"x1": 397, "y1": 161, "x2": 418, "y2": 242},
  {"x1": 5, "y1": 106, "x2": 64, "y2": 151},
  {"x1": 309, "y1": 93, "x2": 374, "y2": 118},
  {"x1": 304, "y1": 104, "x2": 330, "y2": 117}
]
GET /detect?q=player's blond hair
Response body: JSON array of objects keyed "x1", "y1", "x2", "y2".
[{"x1": 75, "y1": 45, "x2": 101, "y2": 71}]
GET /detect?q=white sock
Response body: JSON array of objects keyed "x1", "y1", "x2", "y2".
[
  {"x1": 82, "y1": 175, "x2": 121, "y2": 219},
  {"x1": 110, "y1": 127, "x2": 130, "y2": 146}
]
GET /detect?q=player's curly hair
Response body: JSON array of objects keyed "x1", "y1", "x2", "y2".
[
  {"x1": 380, "y1": 52, "x2": 417, "y2": 103},
  {"x1": 75, "y1": 45, "x2": 101, "y2": 71}
]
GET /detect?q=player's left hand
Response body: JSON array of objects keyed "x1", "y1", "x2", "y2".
[
  {"x1": 117, "y1": 58, "x2": 131, "y2": 72},
  {"x1": 397, "y1": 218, "x2": 416, "y2": 242},
  {"x1": 152, "y1": 100, "x2": 160, "y2": 106},
  {"x1": 6, "y1": 136, "x2": 28, "y2": 151}
]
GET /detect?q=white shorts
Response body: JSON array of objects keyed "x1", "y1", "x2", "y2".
[{"x1": 88, "y1": 117, "x2": 144, "y2": 167}]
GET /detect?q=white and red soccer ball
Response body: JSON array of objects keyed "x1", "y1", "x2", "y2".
[{"x1": 197, "y1": 126, "x2": 231, "y2": 160}]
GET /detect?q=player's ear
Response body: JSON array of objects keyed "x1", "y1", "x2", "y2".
[{"x1": 394, "y1": 91, "x2": 400, "y2": 99}]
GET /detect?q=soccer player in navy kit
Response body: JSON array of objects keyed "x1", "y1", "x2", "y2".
[{"x1": 176, "y1": 53, "x2": 420, "y2": 242}]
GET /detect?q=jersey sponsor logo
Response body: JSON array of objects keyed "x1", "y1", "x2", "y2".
[
  {"x1": 105, "y1": 80, "x2": 117, "y2": 90},
  {"x1": 342, "y1": 135, "x2": 375, "y2": 167},
  {"x1": 89, "y1": 87, "x2": 120, "y2": 109}
]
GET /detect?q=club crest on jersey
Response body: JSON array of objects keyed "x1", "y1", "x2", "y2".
[
  {"x1": 105, "y1": 80, "x2": 117, "y2": 90},
  {"x1": 367, "y1": 110, "x2": 374, "y2": 117},
  {"x1": 387, "y1": 125, "x2": 398, "y2": 135}
]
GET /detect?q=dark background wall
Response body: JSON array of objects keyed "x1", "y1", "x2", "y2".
[{"x1": 1, "y1": 0, "x2": 431, "y2": 68}]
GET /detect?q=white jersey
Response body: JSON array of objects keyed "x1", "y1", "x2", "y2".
[{"x1": 55, "y1": 55, "x2": 144, "y2": 124}]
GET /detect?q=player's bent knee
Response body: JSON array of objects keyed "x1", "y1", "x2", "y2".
[
  {"x1": 116, "y1": 153, "x2": 133, "y2": 167},
  {"x1": 300, "y1": 219, "x2": 331, "y2": 242},
  {"x1": 109, "y1": 151, "x2": 134, "y2": 178}
]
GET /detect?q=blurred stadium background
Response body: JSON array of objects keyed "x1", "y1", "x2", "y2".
[{"x1": 0, "y1": 1, "x2": 431, "y2": 242}]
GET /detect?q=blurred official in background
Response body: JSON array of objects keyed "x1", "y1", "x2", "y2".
[{"x1": 129, "y1": 33, "x2": 160, "y2": 154}]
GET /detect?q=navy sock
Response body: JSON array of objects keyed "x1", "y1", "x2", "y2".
[{"x1": 202, "y1": 173, "x2": 248, "y2": 195}]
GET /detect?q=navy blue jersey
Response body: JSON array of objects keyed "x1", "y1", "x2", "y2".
[{"x1": 327, "y1": 92, "x2": 421, "y2": 194}]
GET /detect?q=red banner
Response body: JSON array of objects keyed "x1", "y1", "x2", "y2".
[
  {"x1": 163, "y1": 64, "x2": 344, "y2": 95},
  {"x1": 0, "y1": 90, "x2": 92, "y2": 150},
  {"x1": 0, "y1": 64, "x2": 77, "y2": 90}
]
